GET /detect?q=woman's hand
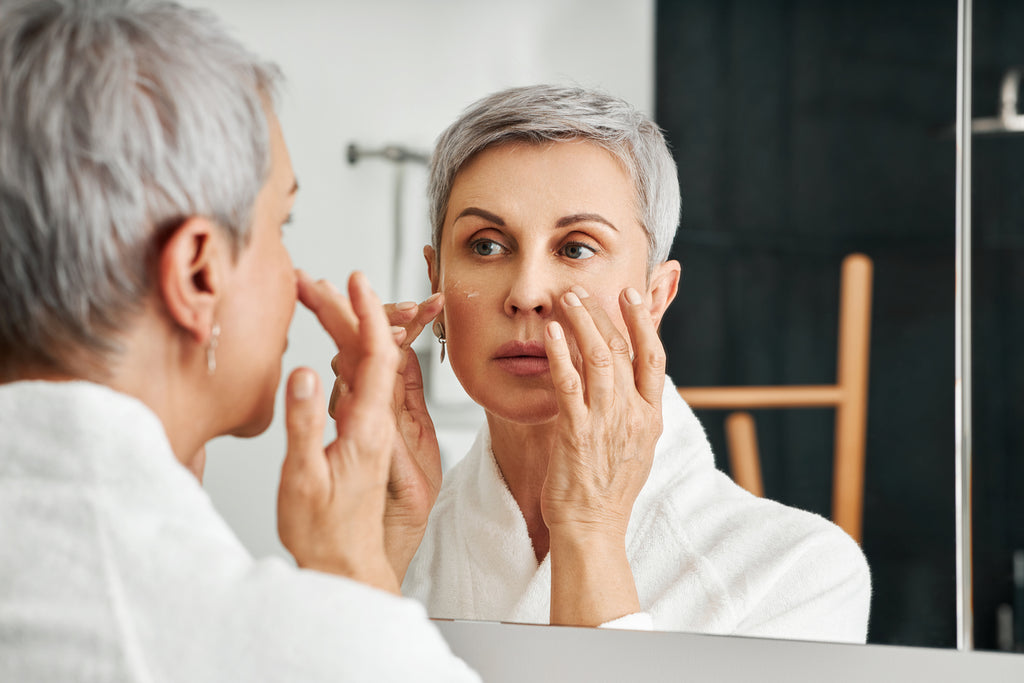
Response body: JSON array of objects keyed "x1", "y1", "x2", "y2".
[
  {"x1": 541, "y1": 285, "x2": 666, "y2": 626},
  {"x1": 329, "y1": 293, "x2": 445, "y2": 584},
  {"x1": 277, "y1": 271, "x2": 401, "y2": 594}
]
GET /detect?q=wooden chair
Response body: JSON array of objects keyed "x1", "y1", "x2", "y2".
[{"x1": 677, "y1": 254, "x2": 873, "y2": 544}]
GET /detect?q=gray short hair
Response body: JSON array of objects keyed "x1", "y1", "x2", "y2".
[
  {"x1": 428, "y1": 84, "x2": 681, "y2": 271},
  {"x1": 0, "y1": 0, "x2": 281, "y2": 376}
]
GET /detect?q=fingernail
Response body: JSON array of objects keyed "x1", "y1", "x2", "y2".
[
  {"x1": 564, "y1": 292, "x2": 582, "y2": 307},
  {"x1": 390, "y1": 325, "x2": 406, "y2": 336},
  {"x1": 573, "y1": 286, "x2": 590, "y2": 298},
  {"x1": 424, "y1": 292, "x2": 442, "y2": 305},
  {"x1": 547, "y1": 322, "x2": 563, "y2": 340},
  {"x1": 625, "y1": 287, "x2": 643, "y2": 305},
  {"x1": 292, "y1": 371, "x2": 315, "y2": 400},
  {"x1": 396, "y1": 301, "x2": 417, "y2": 311}
]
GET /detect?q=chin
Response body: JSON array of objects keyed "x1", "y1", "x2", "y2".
[
  {"x1": 230, "y1": 402, "x2": 276, "y2": 438},
  {"x1": 473, "y1": 386, "x2": 560, "y2": 426},
  {"x1": 491, "y1": 407, "x2": 559, "y2": 426}
]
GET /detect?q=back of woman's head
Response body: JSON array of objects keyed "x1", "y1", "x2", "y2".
[
  {"x1": 0, "y1": 0, "x2": 281, "y2": 378},
  {"x1": 427, "y1": 84, "x2": 681, "y2": 272}
]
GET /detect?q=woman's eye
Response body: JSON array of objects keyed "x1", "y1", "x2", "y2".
[
  {"x1": 471, "y1": 239, "x2": 506, "y2": 256},
  {"x1": 561, "y1": 242, "x2": 597, "y2": 260}
]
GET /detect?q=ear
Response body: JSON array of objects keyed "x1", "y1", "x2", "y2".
[
  {"x1": 646, "y1": 259, "x2": 681, "y2": 329},
  {"x1": 424, "y1": 245, "x2": 440, "y2": 294},
  {"x1": 158, "y1": 217, "x2": 227, "y2": 344}
]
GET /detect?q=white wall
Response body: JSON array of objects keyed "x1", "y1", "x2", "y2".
[{"x1": 198, "y1": 0, "x2": 654, "y2": 561}]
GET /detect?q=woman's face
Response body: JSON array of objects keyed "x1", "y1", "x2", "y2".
[
  {"x1": 429, "y1": 139, "x2": 678, "y2": 425},
  {"x1": 216, "y1": 111, "x2": 299, "y2": 436}
]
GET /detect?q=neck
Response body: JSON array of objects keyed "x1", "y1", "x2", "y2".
[
  {"x1": 10, "y1": 315, "x2": 214, "y2": 479},
  {"x1": 108, "y1": 314, "x2": 213, "y2": 477},
  {"x1": 488, "y1": 413, "x2": 558, "y2": 563}
]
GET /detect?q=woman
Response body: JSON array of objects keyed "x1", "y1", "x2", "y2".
[
  {"x1": 0, "y1": 2, "x2": 477, "y2": 680},
  {"x1": 333, "y1": 84, "x2": 871, "y2": 642}
]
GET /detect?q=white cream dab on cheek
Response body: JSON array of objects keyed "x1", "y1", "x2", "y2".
[
  {"x1": 440, "y1": 277, "x2": 460, "y2": 294},
  {"x1": 466, "y1": 291, "x2": 479, "y2": 299}
]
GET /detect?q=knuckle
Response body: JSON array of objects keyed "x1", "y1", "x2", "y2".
[
  {"x1": 557, "y1": 374, "x2": 582, "y2": 395},
  {"x1": 588, "y1": 348, "x2": 614, "y2": 369},
  {"x1": 608, "y1": 336, "x2": 630, "y2": 356},
  {"x1": 625, "y1": 413, "x2": 646, "y2": 436},
  {"x1": 645, "y1": 348, "x2": 667, "y2": 371}
]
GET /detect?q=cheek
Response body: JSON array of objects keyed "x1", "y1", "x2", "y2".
[
  {"x1": 441, "y1": 280, "x2": 488, "y2": 342},
  {"x1": 270, "y1": 248, "x2": 297, "y2": 317}
]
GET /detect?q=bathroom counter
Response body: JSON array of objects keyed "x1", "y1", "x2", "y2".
[{"x1": 435, "y1": 619, "x2": 1024, "y2": 682}]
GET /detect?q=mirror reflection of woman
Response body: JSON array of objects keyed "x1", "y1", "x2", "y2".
[{"x1": 333, "y1": 85, "x2": 871, "y2": 641}]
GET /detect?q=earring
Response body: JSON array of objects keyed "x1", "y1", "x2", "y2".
[
  {"x1": 432, "y1": 319, "x2": 446, "y2": 364},
  {"x1": 207, "y1": 323, "x2": 221, "y2": 375}
]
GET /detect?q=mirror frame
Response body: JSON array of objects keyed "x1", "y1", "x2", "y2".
[
  {"x1": 435, "y1": 619, "x2": 1024, "y2": 681},
  {"x1": 954, "y1": 0, "x2": 973, "y2": 651}
]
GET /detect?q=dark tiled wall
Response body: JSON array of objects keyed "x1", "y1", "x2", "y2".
[{"x1": 656, "y1": 0, "x2": 965, "y2": 648}]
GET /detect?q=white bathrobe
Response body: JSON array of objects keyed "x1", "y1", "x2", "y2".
[
  {"x1": 0, "y1": 381, "x2": 478, "y2": 683},
  {"x1": 404, "y1": 378, "x2": 871, "y2": 643}
]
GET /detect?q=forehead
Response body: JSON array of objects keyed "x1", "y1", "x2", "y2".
[{"x1": 446, "y1": 140, "x2": 638, "y2": 220}]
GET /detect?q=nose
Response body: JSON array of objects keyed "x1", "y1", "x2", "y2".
[{"x1": 503, "y1": 254, "x2": 558, "y2": 318}]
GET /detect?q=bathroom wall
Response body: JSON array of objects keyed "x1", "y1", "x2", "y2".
[{"x1": 197, "y1": 0, "x2": 654, "y2": 562}]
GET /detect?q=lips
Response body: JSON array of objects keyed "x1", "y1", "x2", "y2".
[
  {"x1": 494, "y1": 340, "x2": 547, "y2": 359},
  {"x1": 493, "y1": 340, "x2": 549, "y2": 377}
]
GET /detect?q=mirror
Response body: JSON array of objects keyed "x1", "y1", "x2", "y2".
[{"x1": 197, "y1": 0, "x2": 989, "y2": 650}]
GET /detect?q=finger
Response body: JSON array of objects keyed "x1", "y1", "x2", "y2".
[
  {"x1": 333, "y1": 328, "x2": 404, "y2": 383},
  {"x1": 389, "y1": 293, "x2": 444, "y2": 353},
  {"x1": 297, "y1": 271, "x2": 360, "y2": 352},
  {"x1": 328, "y1": 374, "x2": 348, "y2": 420},
  {"x1": 331, "y1": 349, "x2": 359, "y2": 398},
  {"x1": 387, "y1": 300, "x2": 419, "y2": 328},
  {"x1": 282, "y1": 367, "x2": 328, "y2": 484},
  {"x1": 543, "y1": 320, "x2": 586, "y2": 423},
  {"x1": 407, "y1": 293, "x2": 445, "y2": 348},
  {"x1": 571, "y1": 285, "x2": 634, "y2": 370},
  {"x1": 392, "y1": 350, "x2": 442, "y2": 488},
  {"x1": 568, "y1": 285, "x2": 638, "y2": 407},
  {"x1": 343, "y1": 272, "x2": 401, "y2": 432},
  {"x1": 559, "y1": 287, "x2": 618, "y2": 401},
  {"x1": 620, "y1": 287, "x2": 667, "y2": 407},
  {"x1": 398, "y1": 347, "x2": 430, "y2": 422}
]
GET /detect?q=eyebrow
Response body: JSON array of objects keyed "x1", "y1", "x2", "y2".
[
  {"x1": 454, "y1": 207, "x2": 618, "y2": 232},
  {"x1": 455, "y1": 207, "x2": 505, "y2": 226},
  {"x1": 556, "y1": 213, "x2": 618, "y2": 231}
]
